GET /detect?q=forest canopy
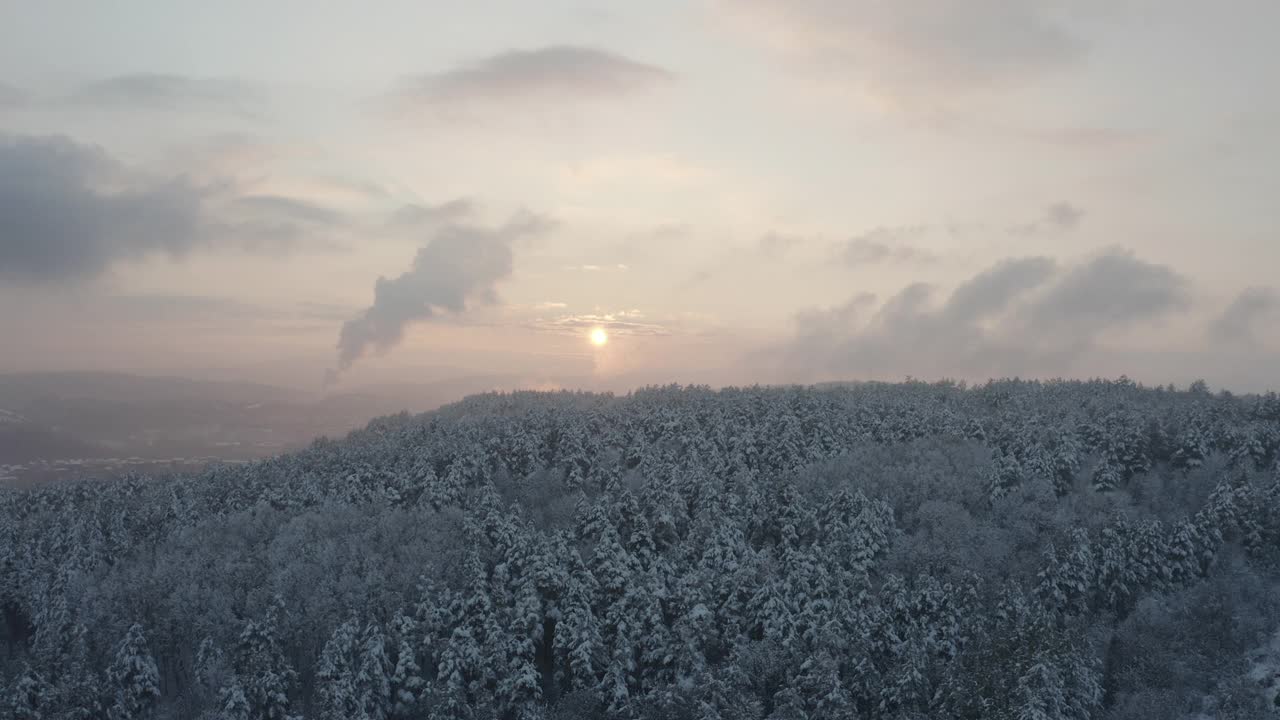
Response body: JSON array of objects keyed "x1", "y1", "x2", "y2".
[{"x1": 2, "y1": 378, "x2": 1278, "y2": 719}]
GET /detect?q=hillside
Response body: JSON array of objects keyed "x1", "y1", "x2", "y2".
[
  {"x1": 0, "y1": 372, "x2": 541, "y2": 479},
  {"x1": 1, "y1": 379, "x2": 1278, "y2": 719}
]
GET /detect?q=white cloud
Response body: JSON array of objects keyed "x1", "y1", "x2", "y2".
[
  {"x1": 717, "y1": 0, "x2": 1105, "y2": 112},
  {"x1": 392, "y1": 46, "x2": 672, "y2": 113},
  {"x1": 782, "y1": 248, "x2": 1190, "y2": 380}
]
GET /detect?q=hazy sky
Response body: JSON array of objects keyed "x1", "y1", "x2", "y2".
[{"x1": 2, "y1": 1, "x2": 1278, "y2": 392}]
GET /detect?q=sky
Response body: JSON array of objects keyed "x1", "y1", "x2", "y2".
[{"x1": 1, "y1": 0, "x2": 1278, "y2": 393}]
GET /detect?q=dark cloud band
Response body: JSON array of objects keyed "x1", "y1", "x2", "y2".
[{"x1": 0, "y1": 135, "x2": 205, "y2": 283}]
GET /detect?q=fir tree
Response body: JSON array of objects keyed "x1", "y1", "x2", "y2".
[
  {"x1": 218, "y1": 681, "x2": 251, "y2": 720},
  {"x1": 315, "y1": 619, "x2": 360, "y2": 720},
  {"x1": 106, "y1": 623, "x2": 161, "y2": 720},
  {"x1": 356, "y1": 623, "x2": 393, "y2": 720},
  {"x1": 389, "y1": 612, "x2": 424, "y2": 719},
  {"x1": 224, "y1": 596, "x2": 299, "y2": 720},
  {"x1": 555, "y1": 565, "x2": 603, "y2": 692},
  {"x1": 9, "y1": 665, "x2": 51, "y2": 720}
]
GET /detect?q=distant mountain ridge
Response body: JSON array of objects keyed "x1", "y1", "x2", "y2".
[
  {"x1": 0, "y1": 423, "x2": 108, "y2": 464},
  {"x1": 0, "y1": 371, "x2": 584, "y2": 475}
]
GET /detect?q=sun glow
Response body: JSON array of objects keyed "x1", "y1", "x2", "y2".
[{"x1": 590, "y1": 327, "x2": 609, "y2": 346}]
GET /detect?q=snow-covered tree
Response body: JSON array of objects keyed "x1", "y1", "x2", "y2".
[
  {"x1": 106, "y1": 623, "x2": 160, "y2": 720},
  {"x1": 222, "y1": 596, "x2": 299, "y2": 720},
  {"x1": 388, "y1": 612, "x2": 424, "y2": 719},
  {"x1": 8, "y1": 665, "x2": 52, "y2": 720},
  {"x1": 315, "y1": 619, "x2": 360, "y2": 720},
  {"x1": 356, "y1": 623, "x2": 393, "y2": 720}
]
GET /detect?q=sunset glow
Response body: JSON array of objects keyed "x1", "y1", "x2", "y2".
[
  {"x1": 2, "y1": 5, "x2": 1278, "y2": 716},
  {"x1": 0, "y1": 3, "x2": 1277, "y2": 392}
]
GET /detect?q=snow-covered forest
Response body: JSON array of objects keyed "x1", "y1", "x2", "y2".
[{"x1": 2, "y1": 378, "x2": 1279, "y2": 719}]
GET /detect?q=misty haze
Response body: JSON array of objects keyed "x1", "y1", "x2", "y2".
[{"x1": 1, "y1": 2, "x2": 1278, "y2": 719}]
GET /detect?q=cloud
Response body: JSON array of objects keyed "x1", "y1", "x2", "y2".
[
  {"x1": 603, "y1": 223, "x2": 694, "y2": 266},
  {"x1": 99, "y1": 292, "x2": 272, "y2": 322},
  {"x1": 942, "y1": 256, "x2": 1058, "y2": 322},
  {"x1": 678, "y1": 230, "x2": 806, "y2": 289},
  {"x1": 758, "y1": 230, "x2": 804, "y2": 258},
  {"x1": 14, "y1": 291, "x2": 361, "y2": 337},
  {"x1": 0, "y1": 82, "x2": 29, "y2": 107},
  {"x1": 66, "y1": 73, "x2": 260, "y2": 116},
  {"x1": 681, "y1": 268, "x2": 715, "y2": 288},
  {"x1": 0, "y1": 134, "x2": 206, "y2": 283},
  {"x1": 561, "y1": 153, "x2": 708, "y2": 188},
  {"x1": 1009, "y1": 202, "x2": 1086, "y2": 236},
  {"x1": 388, "y1": 198, "x2": 477, "y2": 231},
  {"x1": 1016, "y1": 248, "x2": 1189, "y2": 344},
  {"x1": 783, "y1": 248, "x2": 1190, "y2": 380},
  {"x1": 1021, "y1": 126, "x2": 1152, "y2": 150},
  {"x1": 394, "y1": 45, "x2": 673, "y2": 111},
  {"x1": 1208, "y1": 287, "x2": 1278, "y2": 346},
  {"x1": 0, "y1": 133, "x2": 397, "y2": 283},
  {"x1": 720, "y1": 0, "x2": 1088, "y2": 101},
  {"x1": 794, "y1": 291, "x2": 877, "y2": 338},
  {"x1": 202, "y1": 193, "x2": 354, "y2": 252},
  {"x1": 531, "y1": 311, "x2": 670, "y2": 337},
  {"x1": 502, "y1": 208, "x2": 560, "y2": 238},
  {"x1": 838, "y1": 226, "x2": 935, "y2": 265},
  {"x1": 230, "y1": 195, "x2": 346, "y2": 227},
  {"x1": 1045, "y1": 202, "x2": 1085, "y2": 231},
  {"x1": 332, "y1": 214, "x2": 551, "y2": 377}
]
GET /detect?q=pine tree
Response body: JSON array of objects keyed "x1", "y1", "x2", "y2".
[
  {"x1": 589, "y1": 522, "x2": 636, "y2": 616},
  {"x1": 458, "y1": 550, "x2": 499, "y2": 712},
  {"x1": 987, "y1": 447, "x2": 1026, "y2": 499},
  {"x1": 389, "y1": 612, "x2": 424, "y2": 719},
  {"x1": 106, "y1": 623, "x2": 161, "y2": 720},
  {"x1": 9, "y1": 665, "x2": 51, "y2": 720},
  {"x1": 496, "y1": 562, "x2": 544, "y2": 717},
  {"x1": 792, "y1": 651, "x2": 854, "y2": 720},
  {"x1": 599, "y1": 633, "x2": 634, "y2": 718},
  {"x1": 224, "y1": 596, "x2": 299, "y2": 720},
  {"x1": 1090, "y1": 456, "x2": 1123, "y2": 492},
  {"x1": 747, "y1": 574, "x2": 794, "y2": 644},
  {"x1": 1165, "y1": 519, "x2": 1198, "y2": 584},
  {"x1": 1035, "y1": 530, "x2": 1094, "y2": 618},
  {"x1": 195, "y1": 637, "x2": 226, "y2": 698},
  {"x1": 1094, "y1": 520, "x2": 1138, "y2": 616},
  {"x1": 315, "y1": 619, "x2": 360, "y2": 720},
  {"x1": 555, "y1": 566, "x2": 603, "y2": 692},
  {"x1": 434, "y1": 626, "x2": 480, "y2": 719},
  {"x1": 1010, "y1": 657, "x2": 1068, "y2": 720},
  {"x1": 672, "y1": 600, "x2": 714, "y2": 687},
  {"x1": 218, "y1": 681, "x2": 251, "y2": 720},
  {"x1": 412, "y1": 578, "x2": 456, "y2": 685},
  {"x1": 357, "y1": 623, "x2": 393, "y2": 720},
  {"x1": 635, "y1": 567, "x2": 679, "y2": 691}
]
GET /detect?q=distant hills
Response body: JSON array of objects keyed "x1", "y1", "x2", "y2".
[
  {"x1": 0, "y1": 423, "x2": 108, "y2": 464},
  {"x1": 0, "y1": 369, "x2": 783, "y2": 483},
  {"x1": 0, "y1": 371, "x2": 558, "y2": 480}
]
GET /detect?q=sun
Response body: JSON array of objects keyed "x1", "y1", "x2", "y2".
[{"x1": 590, "y1": 327, "x2": 609, "y2": 346}]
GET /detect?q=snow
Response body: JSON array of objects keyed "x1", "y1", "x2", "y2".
[{"x1": 1246, "y1": 629, "x2": 1280, "y2": 712}]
